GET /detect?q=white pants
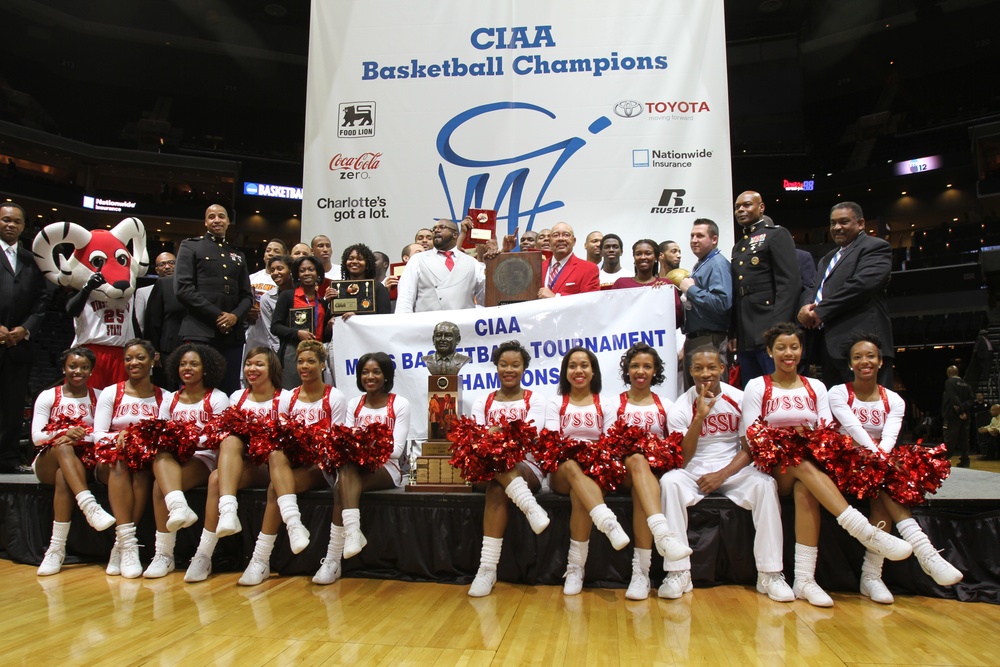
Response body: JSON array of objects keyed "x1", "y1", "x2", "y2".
[{"x1": 659, "y1": 465, "x2": 783, "y2": 573}]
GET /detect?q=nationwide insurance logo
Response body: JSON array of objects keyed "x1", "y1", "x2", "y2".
[{"x1": 633, "y1": 148, "x2": 714, "y2": 168}]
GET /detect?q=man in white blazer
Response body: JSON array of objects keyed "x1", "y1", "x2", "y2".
[{"x1": 395, "y1": 217, "x2": 485, "y2": 313}]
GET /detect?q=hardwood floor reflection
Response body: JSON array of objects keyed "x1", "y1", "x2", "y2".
[{"x1": 3, "y1": 560, "x2": 995, "y2": 666}]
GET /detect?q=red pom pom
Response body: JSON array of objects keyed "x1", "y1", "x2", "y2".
[
  {"x1": 529, "y1": 428, "x2": 625, "y2": 492},
  {"x1": 447, "y1": 416, "x2": 533, "y2": 483},
  {"x1": 41, "y1": 416, "x2": 93, "y2": 446},
  {"x1": 92, "y1": 436, "x2": 120, "y2": 466},
  {"x1": 324, "y1": 422, "x2": 395, "y2": 473},
  {"x1": 746, "y1": 419, "x2": 808, "y2": 473},
  {"x1": 883, "y1": 443, "x2": 951, "y2": 506},
  {"x1": 603, "y1": 422, "x2": 684, "y2": 475},
  {"x1": 203, "y1": 408, "x2": 280, "y2": 466}
]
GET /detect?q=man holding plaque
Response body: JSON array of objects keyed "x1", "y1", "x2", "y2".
[
  {"x1": 395, "y1": 218, "x2": 485, "y2": 313},
  {"x1": 538, "y1": 222, "x2": 600, "y2": 298}
]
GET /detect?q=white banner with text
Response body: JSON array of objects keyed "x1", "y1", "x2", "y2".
[{"x1": 333, "y1": 287, "x2": 679, "y2": 441}]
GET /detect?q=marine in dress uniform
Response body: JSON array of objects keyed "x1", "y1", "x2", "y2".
[
  {"x1": 730, "y1": 193, "x2": 800, "y2": 387},
  {"x1": 174, "y1": 204, "x2": 253, "y2": 393}
]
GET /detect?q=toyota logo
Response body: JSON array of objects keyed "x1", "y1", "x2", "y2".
[{"x1": 613, "y1": 100, "x2": 643, "y2": 118}]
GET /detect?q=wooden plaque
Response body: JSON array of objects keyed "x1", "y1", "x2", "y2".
[{"x1": 485, "y1": 251, "x2": 542, "y2": 306}]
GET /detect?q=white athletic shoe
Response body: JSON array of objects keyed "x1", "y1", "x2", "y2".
[
  {"x1": 657, "y1": 570, "x2": 693, "y2": 599},
  {"x1": 343, "y1": 528, "x2": 367, "y2": 559},
  {"x1": 216, "y1": 508, "x2": 241, "y2": 538},
  {"x1": 143, "y1": 554, "x2": 175, "y2": 579},
  {"x1": 917, "y1": 551, "x2": 963, "y2": 586},
  {"x1": 106, "y1": 542, "x2": 122, "y2": 576},
  {"x1": 605, "y1": 524, "x2": 630, "y2": 551},
  {"x1": 792, "y1": 579, "x2": 833, "y2": 607},
  {"x1": 526, "y1": 506, "x2": 551, "y2": 535},
  {"x1": 860, "y1": 574, "x2": 894, "y2": 604},
  {"x1": 184, "y1": 553, "x2": 212, "y2": 583},
  {"x1": 625, "y1": 567, "x2": 650, "y2": 601},
  {"x1": 119, "y1": 544, "x2": 143, "y2": 579},
  {"x1": 166, "y1": 506, "x2": 199, "y2": 532},
  {"x1": 756, "y1": 571, "x2": 794, "y2": 602},
  {"x1": 83, "y1": 503, "x2": 115, "y2": 532},
  {"x1": 655, "y1": 533, "x2": 693, "y2": 562},
  {"x1": 287, "y1": 524, "x2": 311, "y2": 555},
  {"x1": 861, "y1": 528, "x2": 912, "y2": 561},
  {"x1": 563, "y1": 563, "x2": 585, "y2": 596},
  {"x1": 238, "y1": 558, "x2": 270, "y2": 586},
  {"x1": 468, "y1": 567, "x2": 497, "y2": 597},
  {"x1": 37, "y1": 548, "x2": 66, "y2": 576},
  {"x1": 312, "y1": 558, "x2": 342, "y2": 585}
]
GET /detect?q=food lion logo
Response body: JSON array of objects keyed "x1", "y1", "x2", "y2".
[
  {"x1": 613, "y1": 100, "x2": 642, "y2": 118},
  {"x1": 338, "y1": 102, "x2": 376, "y2": 138}
]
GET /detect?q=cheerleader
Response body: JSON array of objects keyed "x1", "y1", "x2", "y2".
[
  {"x1": 92, "y1": 339, "x2": 165, "y2": 579},
  {"x1": 546, "y1": 347, "x2": 630, "y2": 596},
  {"x1": 313, "y1": 351, "x2": 410, "y2": 585},
  {"x1": 742, "y1": 323, "x2": 911, "y2": 607},
  {"x1": 32, "y1": 347, "x2": 114, "y2": 575},
  {"x1": 143, "y1": 344, "x2": 230, "y2": 578},
  {"x1": 239, "y1": 340, "x2": 346, "y2": 586},
  {"x1": 466, "y1": 341, "x2": 549, "y2": 598},
  {"x1": 609, "y1": 343, "x2": 690, "y2": 600},
  {"x1": 829, "y1": 333, "x2": 962, "y2": 603},
  {"x1": 185, "y1": 347, "x2": 287, "y2": 582}
]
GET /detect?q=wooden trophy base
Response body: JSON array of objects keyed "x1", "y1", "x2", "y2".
[{"x1": 405, "y1": 442, "x2": 471, "y2": 493}]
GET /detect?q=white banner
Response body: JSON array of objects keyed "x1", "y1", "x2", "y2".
[
  {"x1": 303, "y1": 0, "x2": 733, "y2": 271},
  {"x1": 333, "y1": 287, "x2": 678, "y2": 441}
]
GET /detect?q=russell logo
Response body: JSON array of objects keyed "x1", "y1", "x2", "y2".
[
  {"x1": 651, "y1": 188, "x2": 696, "y2": 214},
  {"x1": 339, "y1": 102, "x2": 376, "y2": 138},
  {"x1": 613, "y1": 100, "x2": 643, "y2": 118}
]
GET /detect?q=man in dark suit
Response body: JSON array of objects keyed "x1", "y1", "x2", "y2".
[
  {"x1": 0, "y1": 203, "x2": 50, "y2": 472},
  {"x1": 942, "y1": 365, "x2": 974, "y2": 468},
  {"x1": 144, "y1": 272, "x2": 186, "y2": 390},
  {"x1": 798, "y1": 201, "x2": 893, "y2": 386},
  {"x1": 174, "y1": 204, "x2": 253, "y2": 393},
  {"x1": 538, "y1": 222, "x2": 599, "y2": 297},
  {"x1": 729, "y1": 194, "x2": 801, "y2": 387}
]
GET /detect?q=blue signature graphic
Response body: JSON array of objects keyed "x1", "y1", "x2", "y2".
[{"x1": 436, "y1": 102, "x2": 611, "y2": 237}]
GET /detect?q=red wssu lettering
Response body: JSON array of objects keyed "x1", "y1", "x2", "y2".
[
  {"x1": 174, "y1": 410, "x2": 213, "y2": 423},
  {"x1": 699, "y1": 413, "x2": 740, "y2": 436},
  {"x1": 53, "y1": 404, "x2": 94, "y2": 420},
  {"x1": 489, "y1": 406, "x2": 528, "y2": 423},
  {"x1": 292, "y1": 406, "x2": 329, "y2": 424},
  {"x1": 763, "y1": 395, "x2": 816, "y2": 415},
  {"x1": 356, "y1": 414, "x2": 394, "y2": 430},
  {"x1": 619, "y1": 411, "x2": 659, "y2": 430},
  {"x1": 853, "y1": 406, "x2": 885, "y2": 427},
  {"x1": 560, "y1": 412, "x2": 601, "y2": 430},
  {"x1": 113, "y1": 404, "x2": 160, "y2": 419}
]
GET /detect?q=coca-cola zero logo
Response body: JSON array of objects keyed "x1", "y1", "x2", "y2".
[{"x1": 328, "y1": 152, "x2": 382, "y2": 180}]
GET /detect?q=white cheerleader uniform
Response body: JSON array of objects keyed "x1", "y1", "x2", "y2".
[
  {"x1": 659, "y1": 382, "x2": 784, "y2": 574},
  {"x1": 472, "y1": 389, "x2": 546, "y2": 483},
  {"x1": 159, "y1": 388, "x2": 231, "y2": 471},
  {"x1": 346, "y1": 393, "x2": 411, "y2": 486}
]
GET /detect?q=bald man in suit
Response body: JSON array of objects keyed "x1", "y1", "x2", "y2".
[{"x1": 538, "y1": 222, "x2": 600, "y2": 297}]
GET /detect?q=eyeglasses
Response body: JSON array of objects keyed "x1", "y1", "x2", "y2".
[{"x1": 156, "y1": 260, "x2": 176, "y2": 268}]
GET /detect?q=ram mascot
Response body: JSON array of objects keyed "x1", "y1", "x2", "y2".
[{"x1": 33, "y1": 217, "x2": 149, "y2": 388}]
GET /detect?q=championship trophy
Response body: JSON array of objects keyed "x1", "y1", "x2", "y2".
[
  {"x1": 405, "y1": 322, "x2": 472, "y2": 492},
  {"x1": 484, "y1": 251, "x2": 542, "y2": 306}
]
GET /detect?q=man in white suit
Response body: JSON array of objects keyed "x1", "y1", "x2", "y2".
[{"x1": 395, "y1": 217, "x2": 485, "y2": 313}]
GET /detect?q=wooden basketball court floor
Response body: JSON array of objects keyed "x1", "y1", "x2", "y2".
[{"x1": 3, "y1": 557, "x2": 998, "y2": 667}]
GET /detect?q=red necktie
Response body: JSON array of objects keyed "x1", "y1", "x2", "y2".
[
  {"x1": 442, "y1": 250, "x2": 454, "y2": 271},
  {"x1": 547, "y1": 260, "x2": 560, "y2": 288}
]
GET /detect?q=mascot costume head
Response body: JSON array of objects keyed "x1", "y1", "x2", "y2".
[{"x1": 31, "y1": 217, "x2": 149, "y2": 299}]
